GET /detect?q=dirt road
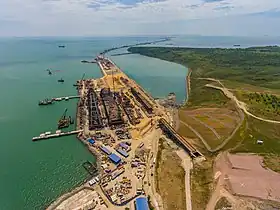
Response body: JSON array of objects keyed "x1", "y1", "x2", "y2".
[
  {"x1": 146, "y1": 129, "x2": 164, "y2": 210},
  {"x1": 202, "y1": 78, "x2": 280, "y2": 124},
  {"x1": 176, "y1": 149, "x2": 192, "y2": 210}
]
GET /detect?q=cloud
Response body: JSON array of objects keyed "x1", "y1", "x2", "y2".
[
  {"x1": 203, "y1": 0, "x2": 224, "y2": 2},
  {"x1": 0, "y1": 0, "x2": 280, "y2": 36}
]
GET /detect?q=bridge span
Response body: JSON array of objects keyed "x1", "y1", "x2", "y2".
[{"x1": 158, "y1": 118, "x2": 202, "y2": 158}]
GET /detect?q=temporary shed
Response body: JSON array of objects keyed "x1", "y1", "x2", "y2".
[
  {"x1": 88, "y1": 139, "x2": 95, "y2": 144},
  {"x1": 117, "y1": 148, "x2": 129, "y2": 158},
  {"x1": 135, "y1": 197, "x2": 149, "y2": 210},
  {"x1": 100, "y1": 146, "x2": 111, "y2": 155},
  {"x1": 119, "y1": 142, "x2": 129, "y2": 149},
  {"x1": 109, "y1": 153, "x2": 121, "y2": 164}
]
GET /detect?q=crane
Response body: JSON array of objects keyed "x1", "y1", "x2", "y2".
[
  {"x1": 57, "y1": 108, "x2": 70, "y2": 129},
  {"x1": 61, "y1": 108, "x2": 68, "y2": 120},
  {"x1": 46, "y1": 68, "x2": 52, "y2": 75},
  {"x1": 81, "y1": 73, "x2": 85, "y2": 81}
]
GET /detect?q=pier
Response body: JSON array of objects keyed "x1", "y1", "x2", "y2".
[
  {"x1": 52, "y1": 96, "x2": 80, "y2": 101},
  {"x1": 32, "y1": 129, "x2": 83, "y2": 141},
  {"x1": 38, "y1": 96, "x2": 80, "y2": 106}
]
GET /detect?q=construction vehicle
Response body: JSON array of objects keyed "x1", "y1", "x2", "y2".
[{"x1": 57, "y1": 108, "x2": 73, "y2": 129}]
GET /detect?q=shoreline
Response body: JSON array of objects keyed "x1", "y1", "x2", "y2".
[
  {"x1": 46, "y1": 82, "x2": 102, "y2": 210},
  {"x1": 185, "y1": 68, "x2": 192, "y2": 104}
]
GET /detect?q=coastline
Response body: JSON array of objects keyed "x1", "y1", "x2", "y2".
[
  {"x1": 185, "y1": 68, "x2": 192, "y2": 104},
  {"x1": 46, "y1": 83, "x2": 102, "y2": 210}
]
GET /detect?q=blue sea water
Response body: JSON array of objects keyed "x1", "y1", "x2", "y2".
[{"x1": 0, "y1": 35, "x2": 279, "y2": 209}]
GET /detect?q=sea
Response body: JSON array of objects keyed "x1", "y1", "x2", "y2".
[{"x1": 0, "y1": 35, "x2": 279, "y2": 210}]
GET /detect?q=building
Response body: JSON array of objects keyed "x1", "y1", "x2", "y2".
[
  {"x1": 116, "y1": 148, "x2": 129, "y2": 158},
  {"x1": 100, "y1": 146, "x2": 111, "y2": 155},
  {"x1": 88, "y1": 139, "x2": 95, "y2": 144},
  {"x1": 135, "y1": 197, "x2": 149, "y2": 210},
  {"x1": 109, "y1": 153, "x2": 121, "y2": 164}
]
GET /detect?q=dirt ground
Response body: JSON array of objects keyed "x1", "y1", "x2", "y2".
[
  {"x1": 55, "y1": 189, "x2": 107, "y2": 210},
  {"x1": 156, "y1": 140, "x2": 186, "y2": 210},
  {"x1": 179, "y1": 108, "x2": 241, "y2": 150},
  {"x1": 207, "y1": 152, "x2": 280, "y2": 210}
]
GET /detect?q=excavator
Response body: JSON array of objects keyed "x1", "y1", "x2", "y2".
[{"x1": 57, "y1": 108, "x2": 74, "y2": 129}]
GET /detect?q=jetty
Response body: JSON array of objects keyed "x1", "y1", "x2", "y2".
[
  {"x1": 38, "y1": 96, "x2": 80, "y2": 106},
  {"x1": 52, "y1": 96, "x2": 80, "y2": 101},
  {"x1": 32, "y1": 129, "x2": 83, "y2": 141}
]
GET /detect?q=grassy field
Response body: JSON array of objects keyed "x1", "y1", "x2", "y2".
[
  {"x1": 178, "y1": 108, "x2": 240, "y2": 151},
  {"x1": 263, "y1": 155, "x2": 280, "y2": 173},
  {"x1": 191, "y1": 158, "x2": 214, "y2": 210},
  {"x1": 233, "y1": 90, "x2": 280, "y2": 121},
  {"x1": 155, "y1": 139, "x2": 186, "y2": 210},
  {"x1": 214, "y1": 197, "x2": 232, "y2": 210},
  {"x1": 187, "y1": 79, "x2": 230, "y2": 108}
]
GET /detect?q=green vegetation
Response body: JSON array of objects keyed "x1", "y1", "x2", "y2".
[
  {"x1": 263, "y1": 155, "x2": 280, "y2": 173},
  {"x1": 128, "y1": 46, "x2": 280, "y2": 89},
  {"x1": 187, "y1": 79, "x2": 229, "y2": 108},
  {"x1": 191, "y1": 158, "x2": 214, "y2": 210},
  {"x1": 155, "y1": 139, "x2": 186, "y2": 210},
  {"x1": 234, "y1": 91, "x2": 280, "y2": 120},
  {"x1": 214, "y1": 197, "x2": 232, "y2": 210}
]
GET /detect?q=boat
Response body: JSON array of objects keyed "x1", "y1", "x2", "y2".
[
  {"x1": 58, "y1": 45, "x2": 65, "y2": 48},
  {"x1": 81, "y1": 60, "x2": 89, "y2": 63},
  {"x1": 57, "y1": 109, "x2": 74, "y2": 129},
  {"x1": 58, "y1": 78, "x2": 64, "y2": 83},
  {"x1": 69, "y1": 116, "x2": 74, "y2": 124},
  {"x1": 233, "y1": 44, "x2": 241, "y2": 47}
]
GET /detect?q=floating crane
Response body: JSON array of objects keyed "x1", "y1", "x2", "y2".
[
  {"x1": 46, "y1": 69, "x2": 52, "y2": 75},
  {"x1": 57, "y1": 108, "x2": 73, "y2": 129}
]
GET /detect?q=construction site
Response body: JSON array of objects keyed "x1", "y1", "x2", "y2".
[{"x1": 47, "y1": 55, "x2": 202, "y2": 210}]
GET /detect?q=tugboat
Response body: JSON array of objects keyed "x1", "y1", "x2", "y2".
[
  {"x1": 38, "y1": 99, "x2": 53, "y2": 106},
  {"x1": 58, "y1": 78, "x2": 64, "y2": 83}
]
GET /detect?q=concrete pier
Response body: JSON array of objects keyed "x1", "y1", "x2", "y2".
[
  {"x1": 51, "y1": 96, "x2": 80, "y2": 101},
  {"x1": 32, "y1": 130, "x2": 83, "y2": 141}
]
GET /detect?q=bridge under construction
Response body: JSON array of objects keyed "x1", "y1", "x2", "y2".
[{"x1": 158, "y1": 118, "x2": 202, "y2": 158}]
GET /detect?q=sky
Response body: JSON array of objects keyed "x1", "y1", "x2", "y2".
[{"x1": 0, "y1": 0, "x2": 280, "y2": 36}]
